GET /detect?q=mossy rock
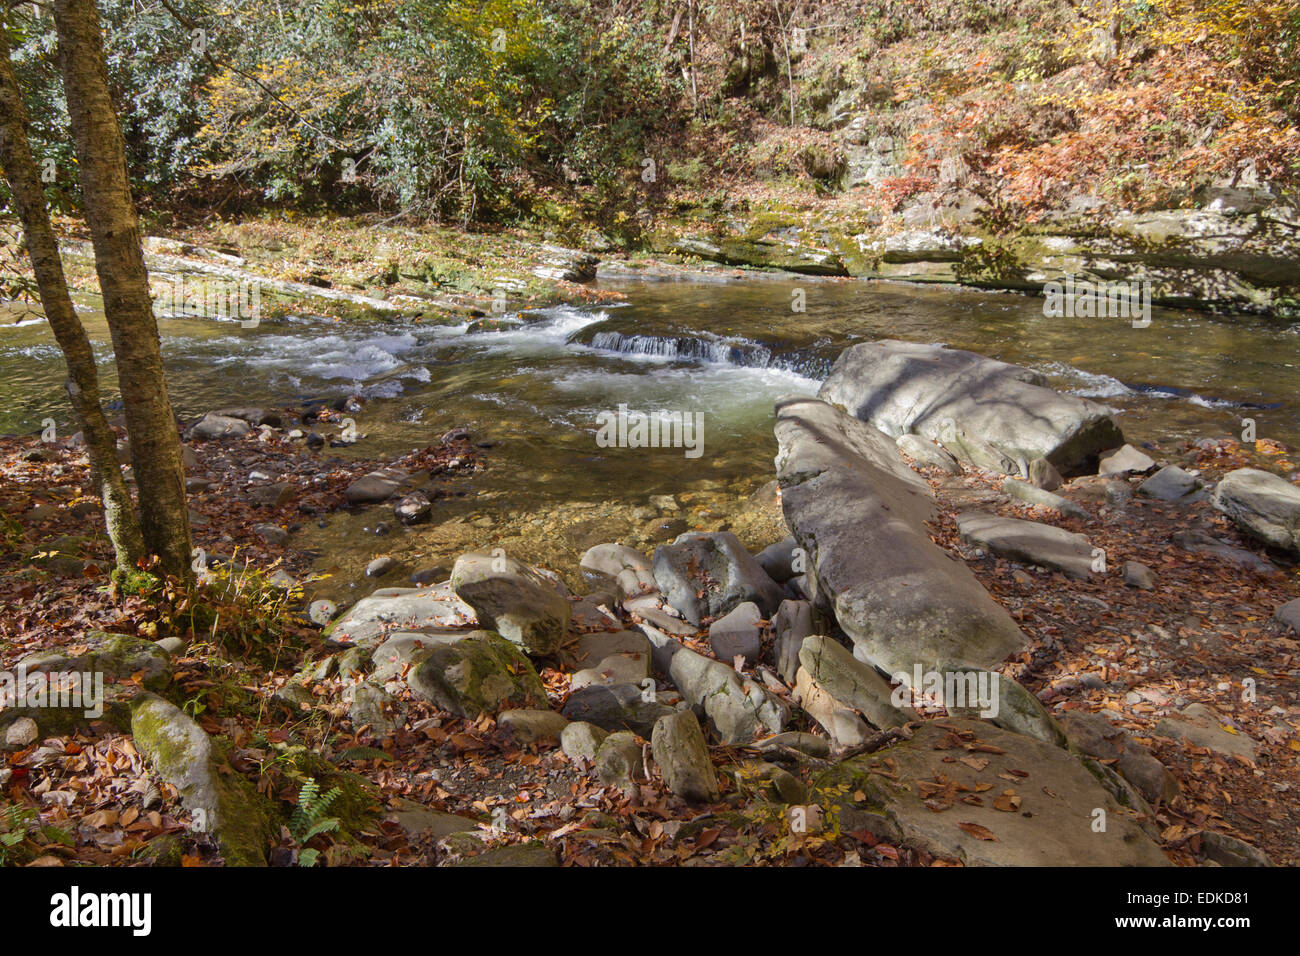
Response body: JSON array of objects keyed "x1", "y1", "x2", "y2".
[
  {"x1": 407, "y1": 630, "x2": 547, "y2": 718},
  {"x1": 130, "y1": 693, "x2": 277, "y2": 867}
]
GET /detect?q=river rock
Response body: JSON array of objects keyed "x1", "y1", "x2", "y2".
[
  {"x1": 1099, "y1": 444, "x2": 1157, "y2": 476},
  {"x1": 798, "y1": 635, "x2": 915, "y2": 729},
  {"x1": 1275, "y1": 599, "x2": 1300, "y2": 633},
  {"x1": 652, "y1": 710, "x2": 720, "y2": 802},
  {"x1": 347, "y1": 681, "x2": 397, "y2": 737},
  {"x1": 253, "y1": 523, "x2": 288, "y2": 547},
  {"x1": 654, "y1": 638, "x2": 788, "y2": 745},
  {"x1": 216, "y1": 407, "x2": 281, "y2": 427},
  {"x1": 594, "y1": 731, "x2": 643, "y2": 794},
  {"x1": 1027, "y1": 457, "x2": 1063, "y2": 491},
  {"x1": 345, "y1": 467, "x2": 412, "y2": 504},
  {"x1": 818, "y1": 340, "x2": 1124, "y2": 473},
  {"x1": 394, "y1": 491, "x2": 432, "y2": 524},
  {"x1": 792, "y1": 668, "x2": 872, "y2": 750},
  {"x1": 755, "y1": 536, "x2": 801, "y2": 583},
  {"x1": 562, "y1": 630, "x2": 652, "y2": 671},
  {"x1": 1212, "y1": 468, "x2": 1300, "y2": 554},
  {"x1": 130, "y1": 693, "x2": 274, "y2": 866},
  {"x1": 957, "y1": 512, "x2": 1095, "y2": 580},
  {"x1": 407, "y1": 631, "x2": 547, "y2": 718},
  {"x1": 1200, "y1": 831, "x2": 1273, "y2": 867},
  {"x1": 366, "y1": 556, "x2": 398, "y2": 578},
  {"x1": 21, "y1": 631, "x2": 172, "y2": 693},
  {"x1": 1123, "y1": 561, "x2": 1155, "y2": 590},
  {"x1": 774, "y1": 397, "x2": 1027, "y2": 676},
  {"x1": 570, "y1": 652, "x2": 651, "y2": 690},
  {"x1": 708, "y1": 602, "x2": 764, "y2": 665},
  {"x1": 896, "y1": 433, "x2": 962, "y2": 474},
  {"x1": 328, "y1": 583, "x2": 475, "y2": 647},
  {"x1": 772, "y1": 599, "x2": 814, "y2": 684},
  {"x1": 751, "y1": 732, "x2": 831, "y2": 760},
  {"x1": 561, "y1": 683, "x2": 674, "y2": 737},
  {"x1": 188, "y1": 412, "x2": 251, "y2": 441},
  {"x1": 815, "y1": 718, "x2": 1170, "y2": 866},
  {"x1": 450, "y1": 551, "x2": 571, "y2": 655},
  {"x1": 579, "y1": 543, "x2": 658, "y2": 599},
  {"x1": 370, "y1": 630, "x2": 467, "y2": 682},
  {"x1": 1002, "y1": 478, "x2": 1088, "y2": 519},
  {"x1": 1138, "y1": 465, "x2": 1200, "y2": 501},
  {"x1": 498, "y1": 708, "x2": 569, "y2": 744},
  {"x1": 560, "y1": 721, "x2": 608, "y2": 762},
  {"x1": 653, "y1": 532, "x2": 783, "y2": 625}
]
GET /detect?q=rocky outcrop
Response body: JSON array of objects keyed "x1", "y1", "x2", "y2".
[
  {"x1": 774, "y1": 396, "x2": 1028, "y2": 677},
  {"x1": 814, "y1": 719, "x2": 1169, "y2": 866}
]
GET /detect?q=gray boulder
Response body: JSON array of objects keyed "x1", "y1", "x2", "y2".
[
  {"x1": 708, "y1": 602, "x2": 764, "y2": 665},
  {"x1": 798, "y1": 635, "x2": 915, "y2": 730},
  {"x1": 579, "y1": 543, "x2": 659, "y2": 599},
  {"x1": 594, "y1": 731, "x2": 644, "y2": 794},
  {"x1": 345, "y1": 467, "x2": 412, "y2": 504},
  {"x1": 1002, "y1": 478, "x2": 1088, "y2": 519},
  {"x1": 1138, "y1": 465, "x2": 1200, "y2": 501},
  {"x1": 816, "y1": 719, "x2": 1170, "y2": 866},
  {"x1": 772, "y1": 599, "x2": 814, "y2": 684},
  {"x1": 450, "y1": 551, "x2": 571, "y2": 655},
  {"x1": 189, "y1": 412, "x2": 251, "y2": 441},
  {"x1": 498, "y1": 708, "x2": 569, "y2": 744},
  {"x1": 561, "y1": 683, "x2": 674, "y2": 737},
  {"x1": 1212, "y1": 468, "x2": 1300, "y2": 554},
  {"x1": 818, "y1": 340, "x2": 1123, "y2": 473},
  {"x1": 327, "y1": 583, "x2": 474, "y2": 647},
  {"x1": 653, "y1": 531, "x2": 783, "y2": 625},
  {"x1": 1099, "y1": 444, "x2": 1156, "y2": 476}
]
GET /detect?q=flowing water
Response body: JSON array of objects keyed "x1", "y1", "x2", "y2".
[{"x1": 4, "y1": 276, "x2": 1297, "y2": 599}]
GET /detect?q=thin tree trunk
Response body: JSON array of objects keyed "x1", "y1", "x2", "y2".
[
  {"x1": 52, "y1": 0, "x2": 193, "y2": 583},
  {"x1": 0, "y1": 24, "x2": 144, "y2": 572}
]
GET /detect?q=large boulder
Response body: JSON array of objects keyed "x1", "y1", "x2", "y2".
[
  {"x1": 817, "y1": 340, "x2": 1123, "y2": 474},
  {"x1": 814, "y1": 719, "x2": 1169, "y2": 866},
  {"x1": 450, "y1": 552, "x2": 571, "y2": 656},
  {"x1": 653, "y1": 532, "x2": 783, "y2": 625},
  {"x1": 1212, "y1": 468, "x2": 1300, "y2": 554},
  {"x1": 774, "y1": 397, "x2": 1027, "y2": 677},
  {"x1": 407, "y1": 631, "x2": 548, "y2": 718}
]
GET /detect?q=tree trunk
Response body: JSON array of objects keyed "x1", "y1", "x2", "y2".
[
  {"x1": 0, "y1": 24, "x2": 144, "y2": 572},
  {"x1": 52, "y1": 0, "x2": 193, "y2": 583}
]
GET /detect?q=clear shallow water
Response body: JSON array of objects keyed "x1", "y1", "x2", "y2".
[{"x1": 3, "y1": 277, "x2": 1298, "y2": 516}]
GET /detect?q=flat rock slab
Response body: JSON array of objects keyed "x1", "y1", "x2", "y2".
[
  {"x1": 328, "y1": 583, "x2": 475, "y2": 647},
  {"x1": 775, "y1": 397, "x2": 1027, "y2": 677},
  {"x1": 816, "y1": 719, "x2": 1170, "y2": 866},
  {"x1": 818, "y1": 340, "x2": 1123, "y2": 473},
  {"x1": 1155, "y1": 704, "x2": 1258, "y2": 760},
  {"x1": 958, "y1": 511, "x2": 1094, "y2": 580}
]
